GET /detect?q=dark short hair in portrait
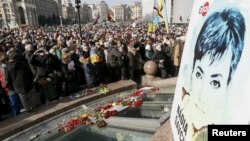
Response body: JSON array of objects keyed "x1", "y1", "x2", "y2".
[{"x1": 193, "y1": 8, "x2": 245, "y2": 84}]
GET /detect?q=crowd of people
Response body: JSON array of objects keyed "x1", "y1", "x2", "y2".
[{"x1": 0, "y1": 22, "x2": 186, "y2": 121}]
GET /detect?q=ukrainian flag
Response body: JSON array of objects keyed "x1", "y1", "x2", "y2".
[
  {"x1": 90, "y1": 49, "x2": 101, "y2": 64},
  {"x1": 159, "y1": 0, "x2": 170, "y2": 34}
]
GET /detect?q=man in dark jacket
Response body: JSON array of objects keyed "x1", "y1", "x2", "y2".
[
  {"x1": 30, "y1": 48, "x2": 60, "y2": 102},
  {"x1": 153, "y1": 44, "x2": 168, "y2": 79},
  {"x1": 107, "y1": 42, "x2": 124, "y2": 82},
  {"x1": 6, "y1": 51, "x2": 34, "y2": 112}
]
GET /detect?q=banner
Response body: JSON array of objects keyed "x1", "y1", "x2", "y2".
[
  {"x1": 46, "y1": 26, "x2": 55, "y2": 33},
  {"x1": 147, "y1": 22, "x2": 157, "y2": 33},
  {"x1": 170, "y1": 0, "x2": 250, "y2": 141},
  {"x1": 161, "y1": 0, "x2": 169, "y2": 33},
  {"x1": 153, "y1": 16, "x2": 160, "y2": 25}
]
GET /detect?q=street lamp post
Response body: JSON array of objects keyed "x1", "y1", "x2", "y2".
[
  {"x1": 75, "y1": 0, "x2": 82, "y2": 45},
  {"x1": 59, "y1": 16, "x2": 63, "y2": 26}
]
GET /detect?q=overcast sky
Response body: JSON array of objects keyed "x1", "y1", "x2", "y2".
[{"x1": 79, "y1": 0, "x2": 142, "y2": 7}]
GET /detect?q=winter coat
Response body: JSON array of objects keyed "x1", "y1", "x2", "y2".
[
  {"x1": 23, "y1": 51, "x2": 37, "y2": 76},
  {"x1": 7, "y1": 59, "x2": 34, "y2": 94},
  {"x1": 145, "y1": 50, "x2": 154, "y2": 61},
  {"x1": 30, "y1": 54, "x2": 61, "y2": 82},
  {"x1": 127, "y1": 51, "x2": 143, "y2": 70},
  {"x1": 153, "y1": 50, "x2": 167, "y2": 69},
  {"x1": 61, "y1": 61, "x2": 75, "y2": 81},
  {"x1": 107, "y1": 47, "x2": 123, "y2": 68}
]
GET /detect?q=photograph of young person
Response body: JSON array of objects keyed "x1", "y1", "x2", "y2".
[{"x1": 181, "y1": 7, "x2": 246, "y2": 141}]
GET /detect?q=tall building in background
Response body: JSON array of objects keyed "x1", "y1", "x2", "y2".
[
  {"x1": 62, "y1": 2, "x2": 76, "y2": 23},
  {"x1": 54, "y1": 0, "x2": 63, "y2": 17},
  {"x1": 88, "y1": 4, "x2": 98, "y2": 20},
  {"x1": 0, "y1": 0, "x2": 17, "y2": 27},
  {"x1": 97, "y1": 1, "x2": 109, "y2": 21},
  {"x1": 111, "y1": 4, "x2": 128, "y2": 21},
  {"x1": 81, "y1": 3, "x2": 92, "y2": 23},
  {"x1": 129, "y1": 2, "x2": 142, "y2": 20},
  {"x1": 36, "y1": 0, "x2": 58, "y2": 17},
  {"x1": 0, "y1": 0, "x2": 61, "y2": 27},
  {"x1": 14, "y1": 0, "x2": 39, "y2": 26}
]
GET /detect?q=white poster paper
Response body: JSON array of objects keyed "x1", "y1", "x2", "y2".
[{"x1": 170, "y1": 0, "x2": 250, "y2": 141}]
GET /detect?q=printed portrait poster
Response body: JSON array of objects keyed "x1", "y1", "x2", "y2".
[{"x1": 170, "y1": 0, "x2": 250, "y2": 141}]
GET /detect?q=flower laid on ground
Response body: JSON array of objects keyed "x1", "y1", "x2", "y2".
[
  {"x1": 57, "y1": 114, "x2": 94, "y2": 132},
  {"x1": 95, "y1": 84, "x2": 110, "y2": 94},
  {"x1": 56, "y1": 87, "x2": 158, "y2": 133}
]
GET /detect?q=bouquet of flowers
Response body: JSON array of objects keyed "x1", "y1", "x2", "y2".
[{"x1": 95, "y1": 84, "x2": 110, "y2": 95}]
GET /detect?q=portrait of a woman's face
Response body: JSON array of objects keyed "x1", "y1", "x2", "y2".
[{"x1": 191, "y1": 49, "x2": 232, "y2": 130}]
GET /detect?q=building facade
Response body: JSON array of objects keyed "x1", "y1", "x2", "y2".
[
  {"x1": 62, "y1": 3, "x2": 76, "y2": 19},
  {"x1": 0, "y1": 0, "x2": 17, "y2": 27},
  {"x1": 111, "y1": 4, "x2": 128, "y2": 21},
  {"x1": 97, "y1": 1, "x2": 109, "y2": 21},
  {"x1": 88, "y1": 4, "x2": 98, "y2": 20},
  {"x1": 15, "y1": 0, "x2": 38, "y2": 26},
  {"x1": 54, "y1": 0, "x2": 63, "y2": 17},
  {"x1": 81, "y1": 3, "x2": 92, "y2": 23},
  {"x1": 62, "y1": 2, "x2": 75, "y2": 24},
  {"x1": 130, "y1": 2, "x2": 142, "y2": 20},
  {"x1": 0, "y1": 0, "x2": 61, "y2": 27}
]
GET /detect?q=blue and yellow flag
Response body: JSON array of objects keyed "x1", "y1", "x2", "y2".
[
  {"x1": 148, "y1": 22, "x2": 157, "y2": 33},
  {"x1": 155, "y1": 0, "x2": 169, "y2": 34},
  {"x1": 161, "y1": 0, "x2": 169, "y2": 34}
]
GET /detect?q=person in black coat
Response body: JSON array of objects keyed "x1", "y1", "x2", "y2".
[
  {"x1": 153, "y1": 44, "x2": 168, "y2": 79},
  {"x1": 6, "y1": 51, "x2": 34, "y2": 112},
  {"x1": 30, "y1": 48, "x2": 60, "y2": 102}
]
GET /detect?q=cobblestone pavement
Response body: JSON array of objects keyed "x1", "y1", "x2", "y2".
[{"x1": 151, "y1": 120, "x2": 174, "y2": 141}]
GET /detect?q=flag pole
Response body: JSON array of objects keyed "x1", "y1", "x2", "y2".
[{"x1": 152, "y1": 0, "x2": 156, "y2": 33}]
